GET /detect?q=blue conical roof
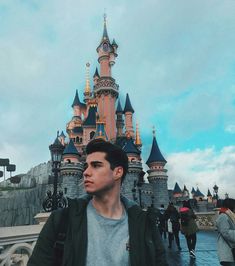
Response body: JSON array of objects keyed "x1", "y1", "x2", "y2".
[
  {"x1": 93, "y1": 67, "x2": 100, "y2": 78},
  {"x1": 116, "y1": 99, "x2": 123, "y2": 114},
  {"x1": 207, "y1": 189, "x2": 212, "y2": 197},
  {"x1": 60, "y1": 131, "x2": 66, "y2": 138},
  {"x1": 123, "y1": 138, "x2": 140, "y2": 155},
  {"x1": 173, "y1": 182, "x2": 182, "y2": 194},
  {"x1": 63, "y1": 139, "x2": 79, "y2": 155},
  {"x1": 146, "y1": 136, "x2": 166, "y2": 165},
  {"x1": 112, "y1": 38, "x2": 118, "y2": 47},
  {"x1": 191, "y1": 187, "x2": 196, "y2": 194},
  {"x1": 195, "y1": 188, "x2": 204, "y2": 197},
  {"x1": 83, "y1": 106, "x2": 97, "y2": 126},
  {"x1": 123, "y1": 93, "x2": 134, "y2": 113},
  {"x1": 102, "y1": 19, "x2": 109, "y2": 42},
  {"x1": 71, "y1": 90, "x2": 86, "y2": 108}
]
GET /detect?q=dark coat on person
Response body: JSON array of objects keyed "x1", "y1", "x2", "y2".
[
  {"x1": 27, "y1": 195, "x2": 168, "y2": 266},
  {"x1": 180, "y1": 208, "x2": 198, "y2": 236},
  {"x1": 164, "y1": 206, "x2": 181, "y2": 233}
]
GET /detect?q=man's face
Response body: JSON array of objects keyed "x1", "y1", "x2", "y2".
[{"x1": 83, "y1": 152, "x2": 122, "y2": 195}]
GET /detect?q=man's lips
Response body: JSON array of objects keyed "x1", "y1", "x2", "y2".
[{"x1": 84, "y1": 180, "x2": 93, "y2": 185}]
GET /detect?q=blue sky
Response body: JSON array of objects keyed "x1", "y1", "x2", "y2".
[{"x1": 0, "y1": 0, "x2": 235, "y2": 198}]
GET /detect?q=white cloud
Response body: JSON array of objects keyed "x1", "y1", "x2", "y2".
[{"x1": 167, "y1": 146, "x2": 235, "y2": 199}]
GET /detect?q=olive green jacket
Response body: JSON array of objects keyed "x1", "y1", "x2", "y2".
[
  {"x1": 28, "y1": 196, "x2": 168, "y2": 266},
  {"x1": 180, "y1": 209, "x2": 198, "y2": 236}
]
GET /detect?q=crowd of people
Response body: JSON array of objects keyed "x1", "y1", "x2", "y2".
[
  {"x1": 156, "y1": 198, "x2": 235, "y2": 265},
  {"x1": 156, "y1": 200, "x2": 198, "y2": 259}
]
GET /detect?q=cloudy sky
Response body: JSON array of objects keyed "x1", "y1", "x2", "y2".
[{"x1": 0, "y1": 0, "x2": 235, "y2": 198}]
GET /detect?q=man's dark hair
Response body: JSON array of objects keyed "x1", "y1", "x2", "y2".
[
  {"x1": 222, "y1": 198, "x2": 235, "y2": 212},
  {"x1": 86, "y1": 138, "x2": 129, "y2": 183}
]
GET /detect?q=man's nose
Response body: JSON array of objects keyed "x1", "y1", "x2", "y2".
[{"x1": 83, "y1": 166, "x2": 90, "y2": 178}]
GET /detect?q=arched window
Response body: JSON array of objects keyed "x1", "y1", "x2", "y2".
[
  {"x1": 90, "y1": 131, "x2": 95, "y2": 140},
  {"x1": 76, "y1": 137, "x2": 79, "y2": 143}
]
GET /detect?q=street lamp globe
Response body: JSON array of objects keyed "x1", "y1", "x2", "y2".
[
  {"x1": 49, "y1": 136, "x2": 64, "y2": 164},
  {"x1": 213, "y1": 184, "x2": 219, "y2": 194}
]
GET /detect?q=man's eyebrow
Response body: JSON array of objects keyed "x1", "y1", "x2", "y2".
[
  {"x1": 90, "y1": 161, "x2": 103, "y2": 165},
  {"x1": 84, "y1": 161, "x2": 104, "y2": 167}
]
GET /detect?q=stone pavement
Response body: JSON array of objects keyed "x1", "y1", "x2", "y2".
[{"x1": 162, "y1": 230, "x2": 220, "y2": 266}]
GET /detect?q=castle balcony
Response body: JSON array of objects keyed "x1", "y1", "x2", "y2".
[{"x1": 94, "y1": 77, "x2": 119, "y2": 97}]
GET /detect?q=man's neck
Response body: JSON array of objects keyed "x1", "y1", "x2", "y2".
[{"x1": 92, "y1": 193, "x2": 123, "y2": 219}]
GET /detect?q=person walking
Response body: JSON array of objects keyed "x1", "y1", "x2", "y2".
[
  {"x1": 165, "y1": 203, "x2": 182, "y2": 251},
  {"x1": 179, "y1": 200, "x2": 198, "y2": 259},
  {"x1": 27, "y1": 139, "x2": 168, "y2": 266},
  {"x1": 216, "y1": 198, "x2": 235, "y2": 266},
  {"x1": 157, "y1": 204, "x2": 167, "y2": 239}
]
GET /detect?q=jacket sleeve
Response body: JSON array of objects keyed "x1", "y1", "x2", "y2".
[
  {"x1": 216, "y1": 214, "x2": 235, "y2": 245},
  {"x1": 152, "y1": 222, "x2": 169, "y2": 265},
  {"x1": 27, "y1": 210, "x2": 63, "y2": 266},
  {"x1": 147, "y1": 210, "x2": 168, "y2": 266}
]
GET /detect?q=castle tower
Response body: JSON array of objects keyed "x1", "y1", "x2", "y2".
[
  {"x1": 93, "y1": 67, "x2": 100, "y2": 86},
  {"x1": 58, "y1": 131, "x2": 66, "y2": 146},
  {"x1": 207, "y1": 189, "x2": 213, "y2": 203},
  {"x1": 191, "y1": 187, "x2": 196, "y2": 198},
  {"x1": 60, "y1": 139, "x2": 83, "y2": 199},
  {"x1": 116, "y1": 99, "x2": 124, "y2": 137},
  {"x1": 66, "y1": 90, "x2": 86, "y2": 151},
  {"x1": 173, "y1": 182, "x2": 182, "y2": 199},
  {"x1": 124, "y1": 93, "x2": 135, "y2": 138},
  {"x1": 146, "y1": 128, "x2": 169, "y2": 208},
  {"x1": 182, "y1": 185, "x2": 189, "y2": 198},
  {"x1": 94, "y1": 14, "x2": 119, "y2": 140},
  {"x1": 121, "y1": 137, "x2": 143, "y2": 200}
]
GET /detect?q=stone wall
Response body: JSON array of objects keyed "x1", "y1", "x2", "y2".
[{"x1": 0, "y1": 184, "x2": 47, "y2": 227}]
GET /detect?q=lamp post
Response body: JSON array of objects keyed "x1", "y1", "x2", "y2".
[
  {"x1": 43, "y1": 134, "x2": 67, "y2": 212},
  {"x1": 213, "y1": 184, "x2": 219, "y2": 200}
]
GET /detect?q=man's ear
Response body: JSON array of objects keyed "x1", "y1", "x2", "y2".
[{"x1": 113, "y1": 166, "x2": 123, "y2": 181}]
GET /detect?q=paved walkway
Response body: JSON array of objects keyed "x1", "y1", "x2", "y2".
[{"x1": 162, "y1": 230, "x2": 220, "y2": 266}]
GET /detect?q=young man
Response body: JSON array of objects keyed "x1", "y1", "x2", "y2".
[{"x1": 28, "y1": 139, "x2": 168, "y2": 266}]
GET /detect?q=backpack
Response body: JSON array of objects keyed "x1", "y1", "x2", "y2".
[{"x1": 180, "y1": 210, "x2": 190, "y2": 226}]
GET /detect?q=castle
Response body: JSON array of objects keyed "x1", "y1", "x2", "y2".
[{"x1": 54, "y1": 15, "x2": 169, "y2": 209}]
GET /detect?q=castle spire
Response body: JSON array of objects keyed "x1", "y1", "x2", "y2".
[
  {"x1": 135, "y1": 123, "x2": 142, "y2": 146},
  {"x1": 84, "y1": 63, "x2": 91, "y2": 102},
  {"x1": 102, "y1": 12, "x2": 110, "y2": 42}
]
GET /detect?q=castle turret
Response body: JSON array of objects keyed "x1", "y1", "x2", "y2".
[
  {"x1": 173, "y1": 182, "x2": 182, "y2": 198},
  {"x1": 116, "y1": 99, "x2": 124, "y2": 137},
  {"x1": 207, "y1": 189, "x2": 212, "y2": 203},
  {"x1": 121, "y1": 137, "x2": 143, "y2": 200},
  {"x1": 60, "y1": 139, "x2": 83, "y2": 199},
  {"x1": 94, "y1": 14, "x2": 119, "y2": 140},
  {"x1": 146, "y1": 128, "x2": 168, "y2": 208},
  {"x1": 124, "y1": 93, "x2": 134, "y2": 138},
  {"x1": 66, "y1": 90, "x2": 87, "y2": 151},
  {"x1": 93, "y1": 67, "x2": 100, "y2": 86},
  {"x1": 58, "y1": 131, "x2": 66, "y2": 146}
]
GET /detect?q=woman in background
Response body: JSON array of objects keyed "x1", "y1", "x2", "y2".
[
  {"x1": 216, "y1": 198, "x2": 235, "y2": 266},
  {"x1": 179, "y1": 200, "x2": 198, "y2": 259}
]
